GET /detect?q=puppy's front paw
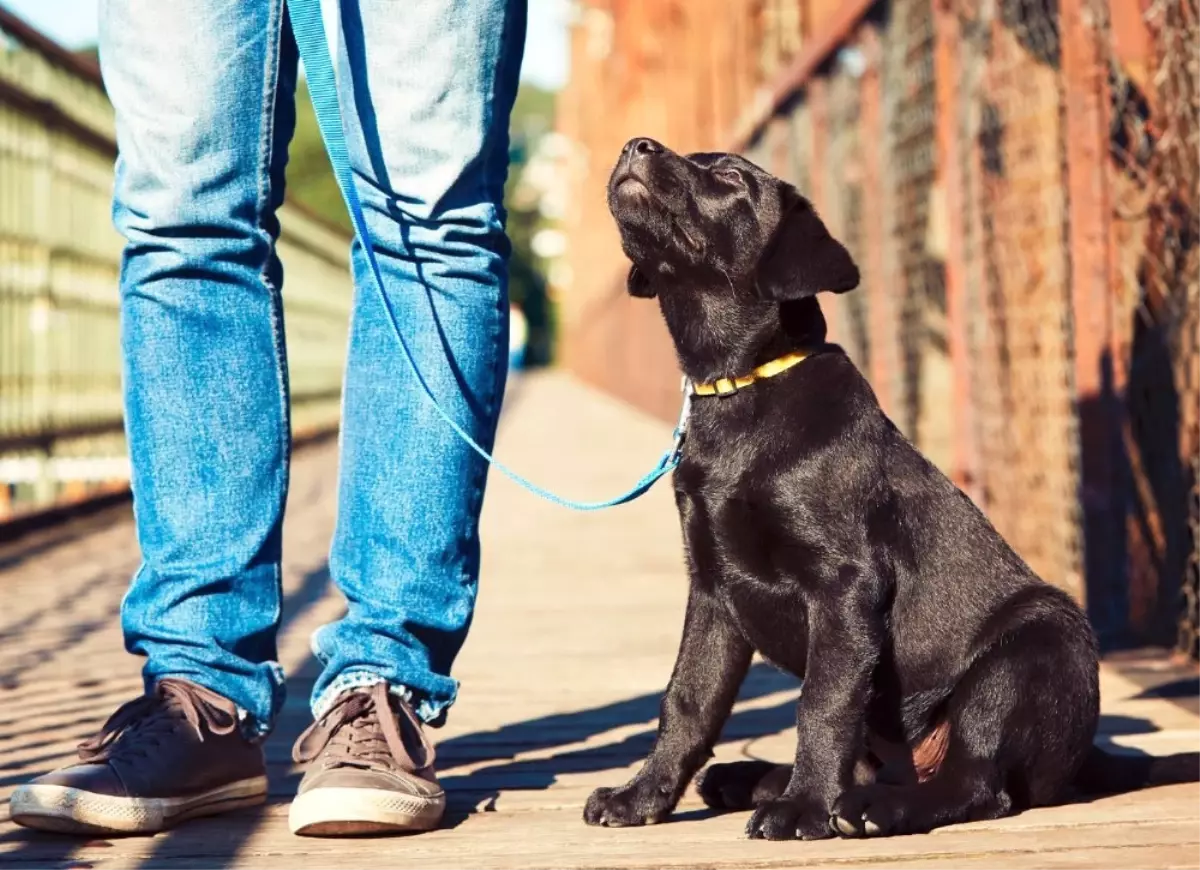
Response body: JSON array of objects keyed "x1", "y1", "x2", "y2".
[
  {"x1": 745, "y1": 797, "x2": 833, "y2": 841},
  {"x1": 584, "y1": 781, "x2": 674, "y2": 828}
]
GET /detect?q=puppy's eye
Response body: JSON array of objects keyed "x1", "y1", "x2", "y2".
[{"x1": 714, "y1": 168, "x2": 741, "y2": 183}]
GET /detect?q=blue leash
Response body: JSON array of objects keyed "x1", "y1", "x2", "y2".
[{"x1": 288, "y1": 0, "x2": 684, "y2": 510}]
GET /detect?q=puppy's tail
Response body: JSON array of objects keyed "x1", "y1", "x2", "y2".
[{"x1": 1072, "y1": 745, "x2": 1199, "y2": 795}]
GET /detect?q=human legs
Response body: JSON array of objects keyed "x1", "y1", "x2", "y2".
[
  {"x1": 107, "y1": 0, "x2": 299, "y2": 730},
  {"x1": 11, "y1": 2, "x2": 295, "y2": 832},
  {"x1": 287, "y1": 0, "x2": 526, "y2": 836},
  {"x1": 311, "y1": 0, "x2": 527, "y2": 726}
]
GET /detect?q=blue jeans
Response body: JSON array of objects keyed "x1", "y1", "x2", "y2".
[{"x1": 98, "y1": 0, "x2": 525, "y2": 731}]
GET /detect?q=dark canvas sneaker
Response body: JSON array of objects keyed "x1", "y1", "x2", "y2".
[
  {"x1": 289, "y1": 682, "x2": 445, "y2": 836},
  {"x1": 10, "y1": 678, "x2": 267, "y2": 835}
]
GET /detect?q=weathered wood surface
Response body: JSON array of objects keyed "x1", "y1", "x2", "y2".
[{"x1": 2, "y1": 372, "x2": 1197, "y2": 869}]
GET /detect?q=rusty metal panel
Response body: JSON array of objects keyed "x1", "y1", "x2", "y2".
[
  {"x1": 884, "y1": 0, "x2": 950, "y2": 471},
  {"x1": 858, "y1": 26, "x2": 897, "y2": 417},
  {"x1": 778, "y1": 0, "x2": 804, "y2": 61},
  {"x1": 806, "y1": 77, "x2": 846, "y2": 344},
  {"x1": 932, "y1": 0, "x2": 980, "y2": 496},
  {"x1": 1093, "y1": 0, "x2": 1200, "y2": 654},
  {"x1": 784, "y1": 95, "x2": 814, "y2": 194},
  {"x1": 766, "y1": 115, "x2": 791, "y2": 180},
  {"x1": 744, "y1": 128, "x2": 772, "y2": 170},
  {"x1": 825, "y1": 45, "x2": 872, "y2": 372},
  {"x1": 954, "y1": 0, "x2": 1084, "y2": 596},
  {"x1": 733, "y1": 0, "x2": 876, "y2": 149},
  {"x1": 1061, "y1": 0, "x2": 1121, "y2": 629}
]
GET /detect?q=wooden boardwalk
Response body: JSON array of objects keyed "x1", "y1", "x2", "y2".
[{"x1": 1, "y1": 372, "x2": 1197, "y2": 869}]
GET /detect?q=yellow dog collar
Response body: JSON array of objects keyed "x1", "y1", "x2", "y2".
[{"x1": 690, "y1": 349, "x2": 813, "y2": 397}]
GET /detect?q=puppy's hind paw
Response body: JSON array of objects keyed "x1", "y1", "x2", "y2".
[
  {"x1": 829, "y1": 785, "x2": 910, "y2": 838},
  {"x1": 696, "y1": 761, "x2": 790, "y2": 810},
  {"x1": 830, "y1": 782, "x2": 1013, "y2": 838}
]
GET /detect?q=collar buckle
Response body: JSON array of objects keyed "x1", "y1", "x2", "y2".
[{"x1": 712, "y1": 377, "x2": 740, "y2": 397}]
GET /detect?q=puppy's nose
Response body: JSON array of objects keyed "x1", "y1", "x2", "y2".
[{"x1": 625, "y1": 137, "x2": 663, "y2": 156}]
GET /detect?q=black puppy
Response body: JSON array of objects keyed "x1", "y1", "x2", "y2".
[{"x1": 583, "y1": 138, "x2": 1198, "y2": 840}]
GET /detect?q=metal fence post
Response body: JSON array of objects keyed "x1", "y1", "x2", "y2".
[
  {"x1": 933, "y1": 0, "x2": 981, "y2": 503},
  {"x1": 807, "y1": 76, "x2": 845, "y2": 344},
  {"x1": 0, "y1": 9, "x2": 353, "y2": 519},
  {"x1": 858, "y1": 25, "x2": 894, "y2": 417},
  {"x1": 1061, "y1": 0, "x2": 1120, "y2": 619}
]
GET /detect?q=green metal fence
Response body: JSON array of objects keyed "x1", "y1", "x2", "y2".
[{"x1": 0, "y1": 8, "x2": 351, "y2": 519}]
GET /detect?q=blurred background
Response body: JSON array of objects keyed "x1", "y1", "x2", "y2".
[{"x1": 0, "y1": 0, "x2": 1196, "y2": 660}]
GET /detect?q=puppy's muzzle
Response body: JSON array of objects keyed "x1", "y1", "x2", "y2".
[{"x1": 611, "y1": 137, "x2": 665, "y2": 190}]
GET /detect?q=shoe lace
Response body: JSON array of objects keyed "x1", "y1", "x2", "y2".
[
  {"x1": 291, "y1": 683, "x2": 434, "y2": 773},
  {"x1": 77, "y1": 679, "x2": 239, "y2": 764}
]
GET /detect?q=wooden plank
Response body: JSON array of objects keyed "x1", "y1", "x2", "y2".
[{"x1": 0, "y1": 374, "x2": 1197, "y2": 868}]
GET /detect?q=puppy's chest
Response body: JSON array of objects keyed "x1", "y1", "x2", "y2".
[
  {"x1": 679, "y1": 483, "x2": 818, "y2": 673},
  {"x1": 678, "y1": 473, "x2": 825, "y2": 581}
]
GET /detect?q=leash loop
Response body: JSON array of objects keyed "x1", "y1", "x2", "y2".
[{"x1": 287, "y1": 0, "x2": 682, "y2": 510}]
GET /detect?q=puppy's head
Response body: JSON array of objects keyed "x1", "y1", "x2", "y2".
[{"x1": 606, "y1": 138, "x2": 859, "y2": 303}]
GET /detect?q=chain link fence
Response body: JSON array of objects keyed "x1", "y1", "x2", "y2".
[
  {"x1": 956, "y1": 0, "x2": 1084, "y2": 601},
  {"x1": 827, "y1": 49, "x2": 874, "y2": 374},
  {"x1": 561, "y1": 0, "x2": 1199, "y2": 657},
  {"x1": 771, "y1": 0, "x2": 1199, "y2": 654},
  {"x1": 1093, "y1": 0, "x2": 1200, "y2": 655},
  {"x1": 882, "y1": 2, "x2": 947, "y2": 467}
]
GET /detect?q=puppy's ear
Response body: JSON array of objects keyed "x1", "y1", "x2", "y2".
[
  {"x1": 756, "y1": 198, "x2": 859, "y2": 301},
  {"x1": 627, "y1": 264, "x2": 656, "y2": 298}
]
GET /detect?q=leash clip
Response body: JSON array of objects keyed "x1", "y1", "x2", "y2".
[{"x1": 668, "y1": 376, "x2": 692, "y2": 463}]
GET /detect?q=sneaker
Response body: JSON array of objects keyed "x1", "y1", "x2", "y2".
[
  {"x1": 10, "y1": 678, "x2": 267, "y2": 835},
  {"x1": 288, "y1": 682, "x2": 445, "y2": 836}
]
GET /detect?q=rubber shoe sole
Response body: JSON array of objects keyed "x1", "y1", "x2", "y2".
[
  {"x1": 289, "y1": 785, "x2": 446, "y2": 836},
  {"x1": 9, "y1": 776, "x2": 268, "y2": 836}
]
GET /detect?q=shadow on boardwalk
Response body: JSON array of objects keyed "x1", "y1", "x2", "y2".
[{"x1": 0, "y1": 657, "x2": 799, "y2": 869}]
